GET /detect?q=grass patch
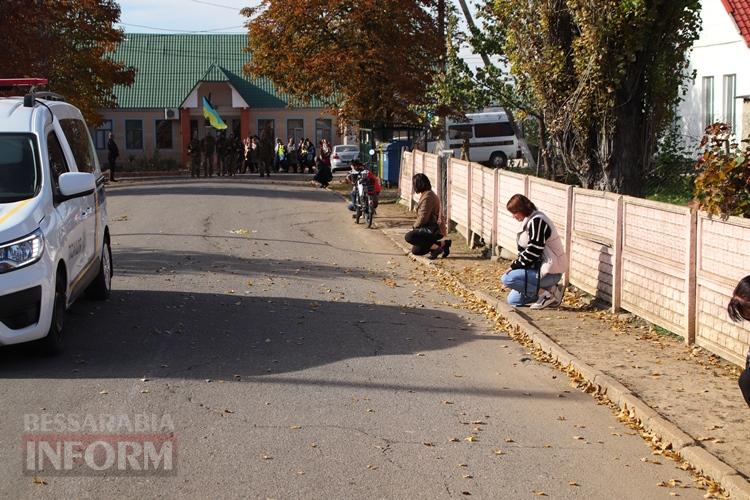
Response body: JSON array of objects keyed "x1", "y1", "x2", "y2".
[
  {"x1": 650, "y1": 324, "x2": 684, "y2": 342},
  {"x1": 645, "y1": 184, "x2": 693, "y2": 206}
]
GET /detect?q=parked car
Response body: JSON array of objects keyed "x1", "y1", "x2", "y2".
[
  {"x1": 331, "y1": 144, "x2": 360, "y2": 172},
  {"x1": 427, "y1": 109, "x2": 522, "y2": 168},
  {"x1": 0, "y1": 80, "x2": 112, "y2": 353}
]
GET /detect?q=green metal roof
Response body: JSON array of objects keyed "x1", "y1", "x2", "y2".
[{"x1": 110, "y1": 33, "x2": 325, "y2": 109}]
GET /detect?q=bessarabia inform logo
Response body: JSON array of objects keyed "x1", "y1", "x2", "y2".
[{"x1": 22, "y1": 413, "x2": 176, "y2": 476}]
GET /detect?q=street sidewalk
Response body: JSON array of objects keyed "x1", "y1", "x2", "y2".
[{"x1": 373, "y1": 200, "x2": 750, "y2": 499}]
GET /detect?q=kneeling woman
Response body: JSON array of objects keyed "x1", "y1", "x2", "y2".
[
  {"x1": 404, "y1": 174, "x2": 451, "y2": 260},
  {"x1": 501, "y1": 194, "x2": 567, "y2": 309}
]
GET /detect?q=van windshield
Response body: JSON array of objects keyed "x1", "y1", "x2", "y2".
[{"x1": 0, "y1": 134, "x2": 40, "y2": 204}]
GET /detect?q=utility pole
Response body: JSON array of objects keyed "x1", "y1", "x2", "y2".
[{"x1": 454, "y1": 0, "x2": 537, "y2": 171}]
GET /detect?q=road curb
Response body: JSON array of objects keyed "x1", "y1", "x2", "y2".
[{"x1": 379, "y1": 226, "x2": 750, "y2": 499}]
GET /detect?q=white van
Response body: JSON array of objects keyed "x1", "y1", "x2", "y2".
[
  {"x1": 0, "y1": 82, "x2": 111, "y2": 353},
  {"x1": 428, "y1": 110, "x2": 521, "y2": 168}
]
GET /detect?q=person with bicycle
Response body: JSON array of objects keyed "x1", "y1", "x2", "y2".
[{"x1": 346, "y1": 159, "x2": 381, "y2": 214}]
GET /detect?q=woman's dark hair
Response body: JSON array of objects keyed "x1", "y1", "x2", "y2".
[
  {"x1": 728, "y1": 275, "x2": 750, "y2": 322},
  {"x1": 506, "y1": 194, "x2": 537, "y2": 217},
  {"x1": 413, "y1": 173, "x2": 432, "y2": 194}
]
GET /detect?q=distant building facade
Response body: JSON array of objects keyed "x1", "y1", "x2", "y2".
[
  {"x1": 94, "y1": 33, "x2": 339, "y2": 167},
  {"x1": 680, "y1": 0, "x2": 750, "y2": 146}
]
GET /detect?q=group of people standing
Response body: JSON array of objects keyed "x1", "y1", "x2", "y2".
[
  {"x1": 187, "y1": 132, "x2": 248, "y2": 178},
  {"x1": 187, "y1": 130, "x2": 333, "y2": 181},
  {"x1": 275, "y1": 137, "x2": 333, "y2": 178}
]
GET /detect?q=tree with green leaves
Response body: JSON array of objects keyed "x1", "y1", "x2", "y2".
[
  {"x1": 412, "y1": 7, "x2": 488, "y2": 124},
  {"x1": 242, "y1": 0, "x2": 443, "y2": 125},
  {"x1": 472, "y1": 0, "x2": 701, "y2": 194},
  {"x1": 0, "y1": 0, "x2": 135, "y2": 123}
]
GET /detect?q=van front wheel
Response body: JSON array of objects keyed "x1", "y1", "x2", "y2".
[
  {"x1": 38, "y1": 273, "x2": 66, "y2": 355},
  {"x1": 490, "y1": 152, "x2": 508, "y2": 169},
  {"x1": 86, "y1": 237, "x2": 112, "y2": 300}
]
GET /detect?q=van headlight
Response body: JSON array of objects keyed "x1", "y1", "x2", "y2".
[{"x1": 0, "y1": 229, "x2": 45, "y2": 273}]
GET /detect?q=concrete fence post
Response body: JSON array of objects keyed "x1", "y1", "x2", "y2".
[
  {"x1": 492, "y1": 167, "x2": 499, "y2": 257},
  {"x1": 466, "y1": 162, "x2": 473, "y2": 242},
  {"x1": 446, "y1": 157, "x2": 452, "y2": 230},
  {"x1": 438, "y1": 153, "x2": 448, "y2": 219},
  {"x1": 686, "y1": 208, "x2": 698, "y2": 345},
  {"x1": 611, "y1": 195, "x2": 624, "y2": 313},
  {"x1": 563, "y1": 185, "x2": 574, "y2": 287},
  {"x1": 409, "y1": 151, "x2": 416, "y2": 211}
]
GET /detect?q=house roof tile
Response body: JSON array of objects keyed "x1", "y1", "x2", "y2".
[
  {"x1": 723, "y1": 0, "x2": 750, "y2": 47},
  {"x1": 110, "y1": 33, "x2": 326, "y2": 109}
]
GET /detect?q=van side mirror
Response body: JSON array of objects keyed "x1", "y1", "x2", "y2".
[{"x1": 57, "y1": 172, "x2": 95, "y2": 201}]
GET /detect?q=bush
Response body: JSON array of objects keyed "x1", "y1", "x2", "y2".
[
  {"x1": 694, "y1": 123, "x2": 750, "y2": 218},
  {"x1": 122, "y1": 151, "x2": 180, "y2": 172}
]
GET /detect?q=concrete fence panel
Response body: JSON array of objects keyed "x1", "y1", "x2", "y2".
[
  {"x1": 470, "y1": 163, "x2": 496, "y2": 244},
  {"x1": 620, "y1": 197, "x2": 695, "y2": 338},
  {"x1": 496, "y1": 170, "x2": 529, "y2": 256},
  {"x1": 407, "y1": 149, "x2": 750, "y2": 367},
  {"x1": 423, "y1": 153, "x2": 441, "y2": 203},
  {"x1": 569, "y1": 189, "x2": 621, "y2": 303},
  {"x1": 399, "y1": 151, "x2": 413, "y2": 207},
  {"x1": 695, "y1": 214, "x2": 750, "y2": 365},
  {"x1": 448, "y1": 158, "x2": 470, "y2": 238},
  {"x1": 528, "y1": 177, "x2": 572, "y2": 252}
]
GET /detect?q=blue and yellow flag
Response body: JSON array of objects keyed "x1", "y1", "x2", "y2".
[{"x1": 202, "y1": 96, "x2": 227, "y2": 130}]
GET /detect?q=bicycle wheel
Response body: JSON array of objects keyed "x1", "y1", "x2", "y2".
[{"x1": 366, "y1": 201, "x2": 374, "y2": 228}]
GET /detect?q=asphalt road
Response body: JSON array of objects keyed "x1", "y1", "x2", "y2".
[{"x1": 0, "y1": 176, "x2": 703, "y2": 499}]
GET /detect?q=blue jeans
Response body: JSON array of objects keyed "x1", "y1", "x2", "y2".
[{"x1": 501, "y1": 269, "x2": 562, "y2": 307}]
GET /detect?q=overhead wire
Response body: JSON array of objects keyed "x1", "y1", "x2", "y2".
[{"x1": 118, "y1": 22, "x2": 245, "y2": 33}]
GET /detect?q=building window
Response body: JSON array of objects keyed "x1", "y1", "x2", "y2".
[
  {"x1": 287, "y1": 119, "x2": 304, "y2": 143},
  {"x1": 231, "y1": 119, "x2": 241, "y2": 137},
  {"x1": 155, "y1": 120, "x2": 173, "y2": 149},
  {"x1": 723, "y1": 74, "x2": 736, "y2": 132},
  {"x1": 315, "y1": 118, "x2": 332, "y2": 145},
  {"x1": 258, "y1": 119, "x2": 274, "y2": 138},
  {"x1": 125, "y1": 120, "x2": 143, "y2": 150},
  {"x1": 94, "y1": 119, "x2": 113, "y2": 150},
  {"x1": 702, "y1": 76, "x2": 714, "y2": 129}
]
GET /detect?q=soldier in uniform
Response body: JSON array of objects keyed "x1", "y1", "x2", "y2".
[
  {"x1": 258, "y1": 125, "x2": 274, "y2": 177},
  {"x1": 188, "y1": 133, "x2": 202, "y2": 178},
  {"x1": 233, "y1": 134, "x2": 244, "y2": 175},
  {"x1": 202, "y1": 133, "x2": 215, "y2": 177},
  {"x1": 216, "y1": 133, "x2": 227, "y2": 176}
]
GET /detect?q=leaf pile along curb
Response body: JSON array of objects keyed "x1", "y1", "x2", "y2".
[{"x1": 382, "y1": 228, "x2": 749, "y2": 499}]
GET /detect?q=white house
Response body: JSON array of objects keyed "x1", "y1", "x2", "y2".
[{"x1": 679, "y1": 0, "x2": 750, "y2": 147}]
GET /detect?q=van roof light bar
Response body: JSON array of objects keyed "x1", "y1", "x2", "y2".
[
  {"x1": 0, "y1": 78, "x2": 49, "y2": 87},
  {"x1": 0, "y1": 78, "x2": 52, "y2": 108}
]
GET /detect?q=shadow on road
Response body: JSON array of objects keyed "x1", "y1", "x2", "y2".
[
  {"x1": 0, "y1": 290, "x2": 576, "y2": 398},
  {"x1": 0, "y1": 290, "x2": 571, "y2": 401}
]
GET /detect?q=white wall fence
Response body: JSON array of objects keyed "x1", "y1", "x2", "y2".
[{"x1": 398, "y1": 150, "x2": 750, "y2": 367}]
